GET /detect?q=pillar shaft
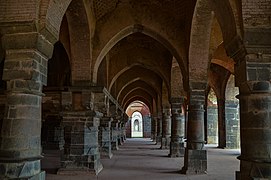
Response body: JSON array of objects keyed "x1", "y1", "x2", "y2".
[
  {"x1": 235, "y1": 57, "x2": 271, "y2": 179},
  {"x1": 111, "y1": 120, "x2": 119, "y2": 150},
  {"x1": 161, "y1": 108, "x2": 171, "y2": 149},
  {"x1": 170, "y1": 97, "x2": 185, "y2": 157},
  {"x1": 181, "y1": 87, "x2": 207, "y2": 174},
  {"x1": 151, "y1": 116, "x2": 158, "y2": 142},
  {"x1": 156, "y1": 116, "x2": 162, "y2": 144},
  {"x1": 217, "y1": 98, "x2": 226, "y2": 148},
  {"x1": 58, "y1": 91, "x2": 103, "y2": 175},
  {"x1": 0, "y1": 46, "x2": 49, "y2": 179}
]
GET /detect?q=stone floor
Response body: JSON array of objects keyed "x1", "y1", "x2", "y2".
[{"x1": 43, "y1": 138, "x2": 240, "y2": 180}]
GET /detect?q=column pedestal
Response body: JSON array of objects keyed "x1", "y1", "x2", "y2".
[
  {"x1": 156, "y1": 117, "x2": 162, "y2": 145},
  {"x1": 99, "y1": 117, "x2": 113, "y2": 159},
  {"x1": 58, "y1": 111, "x2": 103, "y2": 175},
  {"x1": 161, "y1": 109, "x2": 171, "y2": 149},
  {"x1": 181, "y1": 149, "x2": 207, "y2": 174},
  {"x1": 111, "y1": 120, "x2": 119, "y2": 150}
]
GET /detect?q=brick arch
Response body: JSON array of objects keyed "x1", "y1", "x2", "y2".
[
  {"x1": 92, "y1": 24, "x2": 186, "y2": 84},
  {"x1": 211, "y1": 0, "x2": 238, "y2": 46},
  {"x1": 109, "y1": 63, "x2": 168, "y2": 94},
  {"x1": 211, "y1": 43, "x2": 235, "y2": 74},
  {"x1": 65, "y1": 0, "x2": 92, "y2": 83},
  {"x1": 120, "y1": 87, "x2": 156, "y2": 108},
  {"x1": 211, "y1": 0, "x2": 242, "y2": 57},
  {"x1": 124, "y1": 96, "x2": 153, "y2": 114},
  {"x1": 189, "y1": 0, "x2": 214, "y2": 82},
  {"x1": 189, "y1": 0, "x2": 239, "y2": 81},
  {"x1": 42, "y1": 0, "x2": 94, "y2": 43},
  {"x1": 126, "y1": 101, "x2": 151, "y2": 117},
  {"x1": 117, "y1": 79, "x2": 159, "y2": 103},
  {"x1": 110, "y1": 66, "x2": 163, "y2": 100}
]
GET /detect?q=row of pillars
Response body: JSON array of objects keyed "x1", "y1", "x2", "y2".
[{"x1": 152, "y1": 93, "x2": 207, "y2": 174}]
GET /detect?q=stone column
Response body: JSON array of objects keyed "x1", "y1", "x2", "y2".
[
  {"x1": 0, "y1": 32, "x2": 51, "y2": 179},
  {"x1": 225, "y1": 100, "x2": 240, "y2": 149},
  {"x1": 156, "y1": 116, "x2": 162, "y2": 145},
  {"x1": 169, "y1": 97, "x2": 185, "y2": 157},
  {"x1": 42, "y1": 114, "x2": 64, "y2": 150},
  {"x1": 235, "y1": 50, "x2": 271, "y2": 179},
  {"x1": 93, "y1": 91, "x2": 113, "y2": 159},
  {"x1": 181, "y1": 86, "x2": 207, "y2": 174},
  {"x1": 111, "y1": 119, "x2": 119, "y2": 150},
  {"x1": 217, "y1": 98, "x2": 226, "y2": 148},
  {"x1": 119, "y1": 122, "x2": 126, "y2": 143},
  {"x1": 151, "y1": 116, "x2": 158, "y2": 142},
  {"x1": 161, "y1": 108, "x2": 171, "y2": 149},
  {"x1": 99, "y1": 117, "x2": 113, "y2": 159},
  {"x1": 207, "y1": 106, "x2": 218, "y2": 144},
  {"x1": 117, "y1": 121, "x2": 123, "y2": 146},
  {"x1": 58, "y1": 91, "x2": 103, "y2": 175}
]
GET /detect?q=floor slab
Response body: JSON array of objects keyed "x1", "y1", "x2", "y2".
[{"x1": 45, "y1": 138, "x2": 240, "y2": 180}]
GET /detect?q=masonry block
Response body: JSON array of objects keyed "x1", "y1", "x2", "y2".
[{"x1": 181, "y1": 149, "x2": 207, "y2": 174}]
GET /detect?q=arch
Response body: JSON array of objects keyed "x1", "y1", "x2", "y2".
[
  {"x1": 110, "y1": 65, "x2": 163, "y2": 98},
  {"x1": 131, "y1": 111, "x2": 143, "y2": 138},
  {"x1": 117, "y1": 79, "x2": 159, "y2": 103},
  {"x1": 189, "y1": 0, "x2": 214, "y2": 82},
  {"x1": 46, "y1": 41, "x2": 71, "y2": 87},
  {"x1": 211, "y1": 0, "x2": 238, "y2": 47},
  {"x1": 211, "y1": 43, "x2": 235, "y2": 74},
  {"x1": 109, "y1": 63, "x2": 168, "y2": 93},
  {"x1": 124, "y1": 96, "x2": 153, "y2": 113},
  {"x1": 121, "y1": 87, "x2": 155, "y2": 107},
  {"x1": 121, "y1": 88, "x2": 154, "y2": 108},
  {"x1": 42, "y1": 0, "x2": 95, "y2": 43},
  {"x1": 93, "y1": 24, "x2": 186, "y2": 84}
]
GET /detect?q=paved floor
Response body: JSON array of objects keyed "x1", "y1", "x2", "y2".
[{"x1": 44, "y1": 138, "x2": 240, "y2": 180}]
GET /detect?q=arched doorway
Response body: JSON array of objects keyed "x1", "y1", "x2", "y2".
[{"x1": 131, "y1": 112, "x2": 143, "y2": 138}]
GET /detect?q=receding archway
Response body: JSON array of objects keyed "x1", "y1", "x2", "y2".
[{"x1": 131, "y1": 112, "x2": 143, "y2": 138}]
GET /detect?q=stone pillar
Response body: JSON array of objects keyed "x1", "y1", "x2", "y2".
[
  {"x1": 156, "y1": 116, "x2": 162, "y2": 144},
  {"x1": 161, "y1": 108, "x2": 171, "y2": 149},
  {"x1": 111, "y1": 119, "x2": 119, "y2": 150},
  {"x1": 0, "y1": 33, "x2": 51, "y2": 179},
  {"x1": 225, "y1": 101, "x2": 240, "y2": 149},
  {"x1": 119, "y1": 122, "x2": 125, "y2": 143},
  {"x1": 99, "y1": 117, "x2": 113, "y2": 159},
  {"x1": 42, "y1": 114, "x2": 64, "y2": 150},
  {"x1": 235, "y1": 51, "x2": 271, "y2": 179},
  {"x1": 58, "y1": 91, "x2": 103, "y2": 175},
  {"x1": 181, "y1": 86, "x2": 207, "y2": 174},
  {"x1": 207, "y1": 106, "x2": 218, "y2": 144},
  {"x1": 117, "y1": 121, "x2": 123, "y2": 146},
  {"x1": 217, "y1": 98, "x2": 226, "y2": 148},
  {"x1": 169, "y1": 97, "x2": 185, "y2": 157},
  {"x1": 151, "y1": 116, "x2": 158, "y2": 142}
]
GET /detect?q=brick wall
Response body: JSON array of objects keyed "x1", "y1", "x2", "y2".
[
  {"x1": 242, "y1": 0, "x2": 271, "y2": 27},
  {"x1": 0, "y1": 0, "x2": 36, "y2": 22}
]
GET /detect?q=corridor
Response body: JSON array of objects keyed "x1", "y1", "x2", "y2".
[{"x1": 46, "y1": 139, "x2": 240, "y2": 180}]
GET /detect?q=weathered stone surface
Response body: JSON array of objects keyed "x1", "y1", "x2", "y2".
[
  {"x1": 181, "y1": 149, "x2": 207, "y2": 174},
  {"x1": 59, "y1": 110, "x2": 103, "y2": 175}
]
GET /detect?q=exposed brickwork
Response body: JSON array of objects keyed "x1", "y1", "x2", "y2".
[
  {"x1": 45, "y1": 0, "x2": 72, "y2": 37},
  {"x1": 242, "y1": 0, "x2": 271, "y2": 27},
  {"x1": 0, "y1": 0, "x2": 36, "y2": 22}
]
